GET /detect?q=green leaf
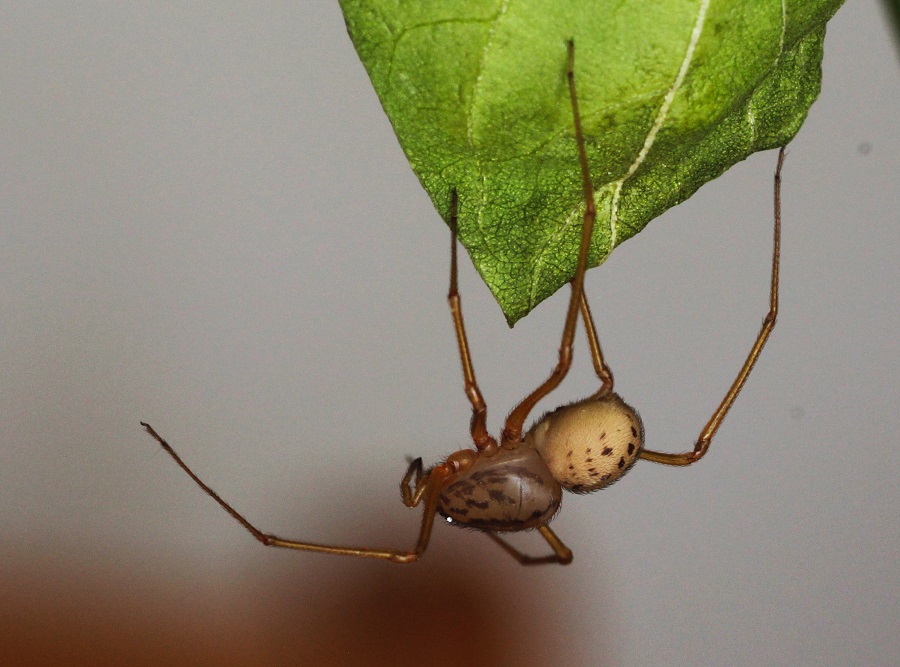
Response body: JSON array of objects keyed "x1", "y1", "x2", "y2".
[{"x1": 340, "y1": 0, "x2": 845, "y2": 324}]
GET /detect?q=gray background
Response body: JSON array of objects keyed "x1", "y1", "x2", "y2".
[{"x1": 1, "y1": 2, "x2": 897, "y2": 665}]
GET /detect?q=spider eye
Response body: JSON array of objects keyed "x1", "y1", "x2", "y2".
[{"x1": 445, "y1": 516, "x2": 454, "y2": 524}]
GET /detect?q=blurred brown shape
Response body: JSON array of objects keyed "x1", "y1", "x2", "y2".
[{"x1": 1, "y1": 525, "x2": 595, "y2": 666}]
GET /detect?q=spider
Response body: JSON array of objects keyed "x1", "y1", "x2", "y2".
[{"x1": 142, "y1": 41, "x2": 786, "y2": 565}]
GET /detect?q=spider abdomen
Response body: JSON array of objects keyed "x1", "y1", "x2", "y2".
[
  {"x1": 527, "y1": 393, "x2": 644, "y2": 493},
  {"x1": 438, "y1": 447, "x2": 562, "y2": 532}
]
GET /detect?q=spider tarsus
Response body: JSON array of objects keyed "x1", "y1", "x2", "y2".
[{"x1": 141, "y1": 421, "x2": 162, "y2": 443}]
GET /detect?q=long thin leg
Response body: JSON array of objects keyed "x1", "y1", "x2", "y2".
[
  {"x1": 486, "y1": 524, "x2": 573, "y2": 566},
  {"x1": 447, "y1": 191, "x2": 498, "y2": 454},
  {"x1": 640, "y1": 146, "x2": 786, "y2": 466},
  {"x1": 579, "y1": 290, "x2": 614, "y2": 397},
  {"x1": 502, "y1": 40, "x2": 596, "y2": 448},
  {"x1": 141, "y1": 422, "x2": 449, "y2": 563}
]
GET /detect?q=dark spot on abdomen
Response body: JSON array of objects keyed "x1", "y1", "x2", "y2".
[{"x1": 488, "y1": 489, "x2": 515, "y2": 504}]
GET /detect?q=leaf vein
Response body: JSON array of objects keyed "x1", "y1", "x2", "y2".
[
  {"x1": 608, "y1": 0, "x2": 711, "y2": 249},
  {"x1": 469, "y1": 0, "x2": 511, "y2": 251},
  {"x1": 779, "y1": 0, "x2": 787, "y2": 59}
]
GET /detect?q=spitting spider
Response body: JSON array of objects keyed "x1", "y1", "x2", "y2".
[{"x1": 142, "y1": 41, "x2": 786, "y2": 565}]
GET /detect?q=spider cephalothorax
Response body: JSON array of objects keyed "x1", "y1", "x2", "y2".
[{"x1": 437, "y1": 446, "x2": 562, "y2": 531}]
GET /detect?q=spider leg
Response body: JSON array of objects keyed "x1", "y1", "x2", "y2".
[
  {"x1": 447, "y1": 191, "x2": 499, "y2": 454},
  {"x1": 502, "y1": 39, "x2": 596, "y2": 447},
  {"x1": 486, "y1": 524, "x2": 573, "y2": 566},
  {"x1": 141, "y1": 422, "x2": 449, "y2": 563},
  {"x1": 640, "y1": 146, "x2": 786, "y2": 466},
  {"x1": 579, "y1": 290, "x2": 615, "y2": 397}
]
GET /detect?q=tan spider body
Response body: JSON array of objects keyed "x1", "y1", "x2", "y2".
[
  {"x1": 436, "y1": 392, "x2": 642, "y2": 532},
  {"x1": 529, "y1": 393, "x2": 644, "y2": 494},
  {"x1": 143, "y1": 41, "x2": 785, "y2": 566}
]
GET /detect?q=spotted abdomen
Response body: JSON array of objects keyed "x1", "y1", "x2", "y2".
[
  {"x1": 438, "y1": 447, "x2": 562, "y2": 532},
  {"x1": 527, "y1": 392, "x2": 644, "y2": 493}
]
